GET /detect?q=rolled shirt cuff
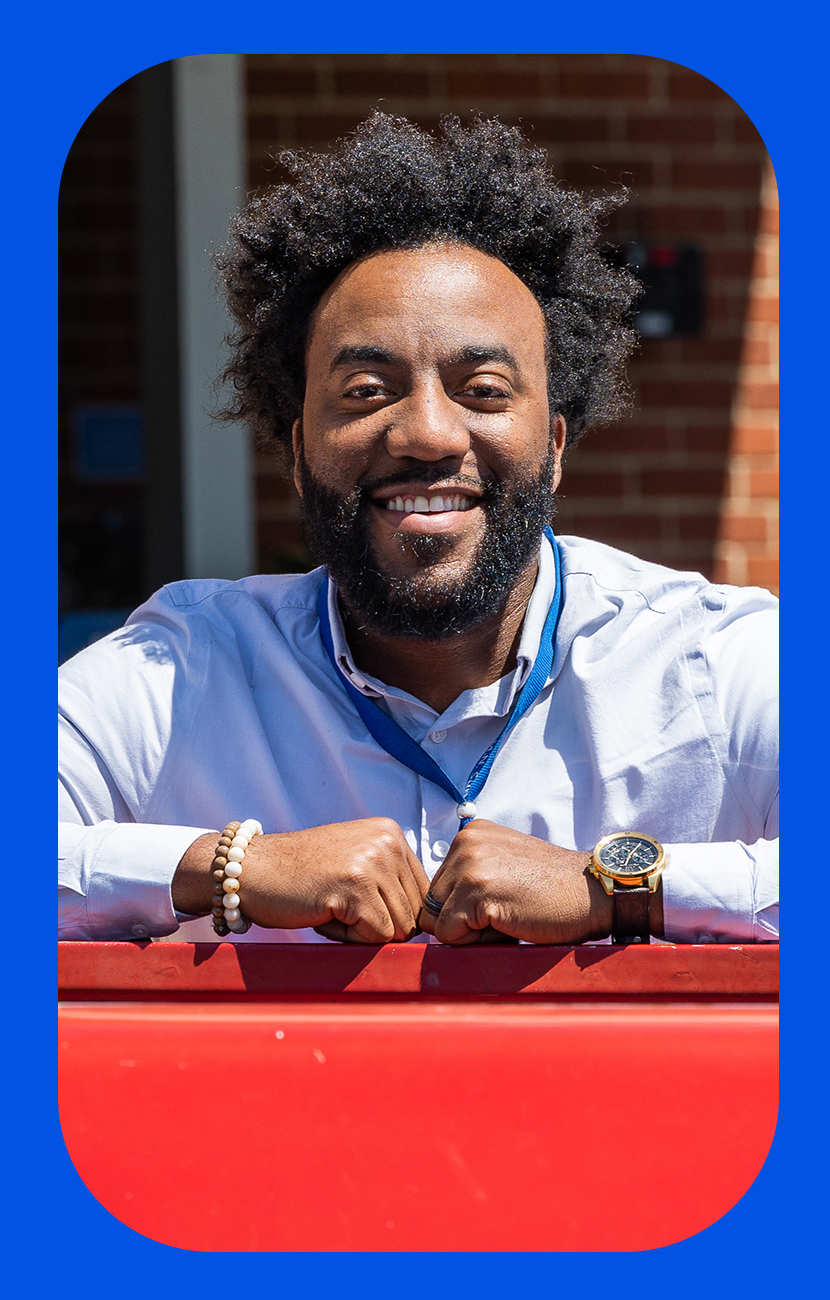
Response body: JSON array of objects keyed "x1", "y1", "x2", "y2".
[
  {"x1": 58, "y1": 821, "x2": 217, "y2": 941},
  {"x1": 661, "y1": 839, "x2": 778, "y2": 943}
]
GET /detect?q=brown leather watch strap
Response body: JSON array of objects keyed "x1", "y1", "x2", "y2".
[{"x1": 612, "y1": 883, "x2": 651, "y2": 944}]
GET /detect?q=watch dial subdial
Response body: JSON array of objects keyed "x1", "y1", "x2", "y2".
[{"x1": 599, "y1": 836, "x2": 659, "y2": 875}]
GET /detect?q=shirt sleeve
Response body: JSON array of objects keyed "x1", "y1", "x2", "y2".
[
  {"x1": 661, "y1": 837, "x2": 779, "y2": 943},
  {"x1": 662, "y1": 587, "x2": 778, "y2": 943},
  {"x1": 58, "y1": 600, "x2": 215, "y2": 941}
]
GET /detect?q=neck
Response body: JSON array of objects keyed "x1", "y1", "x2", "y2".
[{"x1": 339, "y1": 558, "x2": 539, "y2": 714}]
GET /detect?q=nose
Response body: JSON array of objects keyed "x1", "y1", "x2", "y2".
[{"x1": 382, "y1": 380, "x2": 471, "y2": 462}]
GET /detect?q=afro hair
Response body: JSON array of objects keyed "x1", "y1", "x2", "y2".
[{"x1": 216, "y1": 111, "x2": 640, "y2": 470}]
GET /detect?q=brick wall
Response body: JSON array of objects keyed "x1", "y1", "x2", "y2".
[{"x1": 246, "y1": 53, "x2": 778, "y2": 592}]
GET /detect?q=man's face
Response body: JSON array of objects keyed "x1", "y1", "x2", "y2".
[{"x1": 294, "y1": 243, "x2": 565, "y2": 638}]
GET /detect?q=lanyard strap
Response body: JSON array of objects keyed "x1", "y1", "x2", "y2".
[{"x1": 317, "y1": 528, "x2": 563, "y2": 828}]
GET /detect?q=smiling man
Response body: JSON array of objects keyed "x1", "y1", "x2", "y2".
[{"x1": 58, "y1": 113, "x2": 778, "y2": 947}]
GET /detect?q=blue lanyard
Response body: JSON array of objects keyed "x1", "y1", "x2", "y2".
[{"x1": 317, "y1": 528, "x2": 563, "y2": 830}]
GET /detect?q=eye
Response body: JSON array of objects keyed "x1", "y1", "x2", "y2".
[
  {"x1": 457, "y1": 378, "x2": 512, "y2": 404},
  {"x1": 342, "y1": 377, "x2": 397, "y2": 402}
]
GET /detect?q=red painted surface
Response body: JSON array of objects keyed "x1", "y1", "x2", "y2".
[
  {"x1": 59, "y1": 940, "x2": 778, "y2": 998},
  {"x1": 59, "y1": 944, "x2": 778, "y2": 1252}
]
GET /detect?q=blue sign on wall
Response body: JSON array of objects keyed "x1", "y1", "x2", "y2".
[{"x1": 73, "y1": 405, "x2": 145, "y2": 481}]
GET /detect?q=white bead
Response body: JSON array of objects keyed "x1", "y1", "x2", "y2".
[
  {"x1": 456, "y1": 801, "x2": 477, "y2": 819},
  {"x1": 224, "y1": 907, "x2": 241, "y2": 923},
  {"x1": 227, "y1": 847, "x2": 245, "y2": 863},
  {"x1": 224, "y1": 865, "x2": 241, "y2": 880},
  {"x1": 240, "y1": 819, "x2": 262, "y2": 837},
  {"x1": 222, "y1": 878, "x2": 240, "y2": 893},
  {"x1": 230, "y1": 835, "x2": 249, "y2": 850},
  {"x1": 228, "y1": 917, "x2": 249, "y2": 933},
  {"x1": 224, "y1": 893, "x2": 240, "y2": 910}
]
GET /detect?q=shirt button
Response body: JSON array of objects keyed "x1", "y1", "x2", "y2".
[
  {"x1": 429, "y1": 729, "x2": 447, "y2": 744},
  {"x1": 130, "y1": 924, "x2": 150, "y2": 939},
  {"x1": 433, "y1": 841, "x2": 450, "y2": 860}
]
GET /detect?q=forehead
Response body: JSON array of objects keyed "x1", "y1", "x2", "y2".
[{"x1": 307, "y1": 243, "x2": 548, "y2": 362}]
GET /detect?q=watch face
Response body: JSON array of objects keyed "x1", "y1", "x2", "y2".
[{"x1": 597, "y1": 834, "x2": 660, "y2": 875}]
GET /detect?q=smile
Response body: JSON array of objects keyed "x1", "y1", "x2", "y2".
[{"x1": 382, "y1": 494, "x2": 477, "y2": 514}]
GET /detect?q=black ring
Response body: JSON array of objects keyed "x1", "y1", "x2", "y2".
[{"x1": 423, "y1": 890, "x2": 444, "y2": 918}]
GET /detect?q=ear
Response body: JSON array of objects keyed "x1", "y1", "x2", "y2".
[
  {"x1": 292, "y1": 420, "x2": 303, "y2": 497},
  {"x1": 550, "y1": 414, "x2": 567, "y2": 492}
]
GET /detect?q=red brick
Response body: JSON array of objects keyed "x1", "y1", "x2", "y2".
[
  {"x1": 559, "y1": 71, "x2": 650, "y2": 99},
  {"x1": 257, "y1": 520, "x2": 306, "y2": 549},
  {"x1": 680, "y1": 339, "x2": 743, "y2": 365},
  {"x1": 720, "y1": 515, "x2": 768, "y2": 542},
  {"x1": 737, "y1": 382, "x2": 779, "y2": 409},
  {"x1": 447, "y1": 69, "x2": 542, "y2": 98},
  {"x1": 670, "y1": 160, "x2": 764, "y2": 190},
  {"x1": 249, "y1": 113, "x2": 281, "y2": 143},
  {"x1": 667, "y1": 70, "x2": 730, "y2": 102},
  {"x1": 704, "y1": 248, "x2": 755, "y2": 279},
  {"x1": 295, "y1": 114, "x2": 366, "y2": 144},
  {"x1": 335, "y1": 68, "x2": 431, "y2": 97},
  {"x1": 645, "y1": 204, "x2": 727, "y2": 235},
  {"x1": 751, "y1": 204, "x2": 779, "y2": 236},
  {"x1": 731, "y1": 426, "x2": 778, "y2": 454},
  {"x1": 529, "y1": 115, "x2": 609, "y2": 143},
  {"x1": 255, "y1": 475, "x2": 297, "y2": 503},
  {"x1": 745, "y1": 296, "x2": 779, "y2": 323},
  {"x1": 737, "y1": 339, "x2": 773, "y2": 366},
  {"x1": 627, "y1": 115, "x2": 718, "y2": 145},
  {"x1": 638, "y1": 380, "x2": 733, "y2": 408},
  {"x1": 559, "y1": 472, "x2": 626, "y2": 497},
  {"x1": 749, "y1": 471, "x2": 779, "y2": 498},
  {"x1": 561, "y1": 515, "x2": 662, "y2": 542},
  {"x1": 247, "y1": 68, "x2": 317, "y2": 97},
  {"x1": 579, "y1": 425, "x2": 670, "y2": 454},
  {"x1": 561, "y1": 159, "x2": 654, "y2": 187},
  {"x1": 641, "y1": 469, "x2": 727, "y2": 496},
  {"x1": 746, "y1": 557, "x2": 778, "y2": 587},
  {"x1": 734, "y1": 115, "x2": 766, "y2": 146},
  {"x1": 677, "y1": 514, "x2": 721, "y2": 540},
  {"x1": 682, "y1": 425, "x2": 732, "y2": 454}
]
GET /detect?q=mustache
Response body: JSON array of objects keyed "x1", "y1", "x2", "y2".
[{"x1": 356, "y1": 465, "x2": 498, "y2": 501}]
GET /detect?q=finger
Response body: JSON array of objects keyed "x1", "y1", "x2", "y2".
[
  {"x1": 377, "y1": 878, "x2": 418, "y2": 941},
  {"x1": 432, "y1": 888, "x2": 484, "y2": 946},
  {"x1": 313, "y1": 920, "x2": 350, "y2": 943},
  {"x1": 328, "y1": 888, "x2": 396, "y2": 944}
]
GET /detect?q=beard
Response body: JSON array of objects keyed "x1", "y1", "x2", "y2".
[{"x1": 297, "y1": 447, "x2": 557, "y2": 641}]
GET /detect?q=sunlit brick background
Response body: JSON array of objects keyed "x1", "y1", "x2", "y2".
[{"x1": 60, "y1": 53, "x2": 778, "y2": 610}]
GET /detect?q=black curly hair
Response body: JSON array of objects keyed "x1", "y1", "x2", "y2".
[{"x1": 216, "y1": 111, "x2": 640, "y2": 471}]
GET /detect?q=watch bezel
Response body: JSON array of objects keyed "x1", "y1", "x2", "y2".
[{"x1": 590, "y1": 831, "x2": 666, "y2": 890}]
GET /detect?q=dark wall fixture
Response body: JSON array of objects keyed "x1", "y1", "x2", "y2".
[{"x1": 615, "y1": 242, "x2": 705, "y2": 338}]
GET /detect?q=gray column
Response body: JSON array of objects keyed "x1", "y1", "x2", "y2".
[{"x1": 173, "y1": 54, "x2": 254, "y2": 581}]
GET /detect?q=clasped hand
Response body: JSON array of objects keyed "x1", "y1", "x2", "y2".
[{"x1": 232, "y1": 817, "x2": 610, "y2": 945}]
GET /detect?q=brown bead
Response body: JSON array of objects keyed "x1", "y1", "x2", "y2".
[
  {"x1": 211, "y1": 906, "x2": 225, "y2": 917},
  {"x1": 217, "y1": 837, "x2": 232, "y2": 849},
  {"x1": 225, "y1": 822, "x2": 241, "y2": 834},
  {"x1": 212, "y1": 868, "x2": 226, "y2": 882}
]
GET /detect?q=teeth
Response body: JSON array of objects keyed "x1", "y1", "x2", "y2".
[{"x1": 384, "y1": 494, "x2": 476, "y2": 513}]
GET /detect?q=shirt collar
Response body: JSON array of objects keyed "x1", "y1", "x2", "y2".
[{"x1": 326, "y1": 534, "x2": 558, "y2": 716}]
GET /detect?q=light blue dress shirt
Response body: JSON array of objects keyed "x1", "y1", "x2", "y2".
[{"x1": 58, "y1": 535, "x2": 778, "y2": 945}]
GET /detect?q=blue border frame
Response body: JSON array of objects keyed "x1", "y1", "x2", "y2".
[{"x1": 23, "y1": 0, "x2": 814, "y2": 1289}]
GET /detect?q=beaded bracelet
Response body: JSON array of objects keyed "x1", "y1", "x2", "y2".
[{"x1": 211, "y1": 818, "x2": 263, "y2": 937}]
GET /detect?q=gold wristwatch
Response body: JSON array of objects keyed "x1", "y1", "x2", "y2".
[{"x1": 589, "y1": 832, "x2": 667, "y2": 944}]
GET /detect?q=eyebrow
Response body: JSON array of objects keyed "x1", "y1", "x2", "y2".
[
  {"x1": 330, "y1": 345, "x2": 398, "y2": 372},
  {"x1": 329, "y1": 343, "x2": 521, "y2": 373}
]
